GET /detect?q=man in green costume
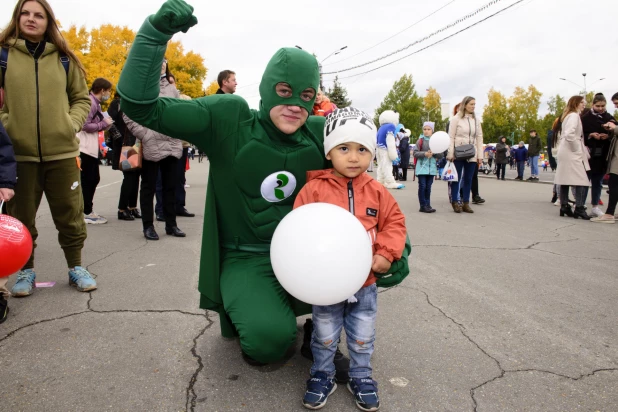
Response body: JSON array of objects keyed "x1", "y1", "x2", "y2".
[{"x1": 118, "y1": 0, "x2": 410, "y2": 365}]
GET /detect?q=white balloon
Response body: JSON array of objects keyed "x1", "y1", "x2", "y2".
[
  {"x1": 270, "y1": 203, "x2": 373, "y2": 306},
  {"x1": 429, "y1": 131, "x2": 450, "y2": 153}
]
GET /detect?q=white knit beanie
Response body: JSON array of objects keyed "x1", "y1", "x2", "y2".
[{"x1": 324, "y1": 108, "x2": 377, "y2": 157}]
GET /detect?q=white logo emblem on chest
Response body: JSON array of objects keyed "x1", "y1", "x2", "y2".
[{"x1": 260, "y1": 171, "x2": 297, "y2": 203}]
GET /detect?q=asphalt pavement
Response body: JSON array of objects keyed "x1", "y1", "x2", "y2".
[{"x1": 1, "y1": 160, "x2": 616, "y2": 412}]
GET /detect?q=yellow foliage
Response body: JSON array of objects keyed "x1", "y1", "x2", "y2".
[
  {"x1": 61, "y1": 24, "x2": 208, "y2": 102},
  {"x1": 204, "y1": 80, "x2": 219, "y2": 96}
]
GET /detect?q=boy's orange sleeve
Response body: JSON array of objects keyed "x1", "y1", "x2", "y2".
[
  {"x1": 293, "y1": 185, "x2": 314, "y2": 210},
  {"x1": 374, "y1": 188, "x2": 407, "y2": 263}
]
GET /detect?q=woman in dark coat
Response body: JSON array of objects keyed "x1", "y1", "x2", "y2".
[
  {"x1": 108, "y1": 93, "x2": 141, "y2": 221},
  {"x1": 581, "y1": 93, "x2": 616, "y2": 218},
  {"x1": 495, "y1": 136, "x2": 509, "y2": 180},
  {"x1": 399, "y1": 129, "x2": 411, "y2": 181}
]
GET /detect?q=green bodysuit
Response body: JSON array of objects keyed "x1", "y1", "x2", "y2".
[{"x1": 118, "y1": 0, "x2": 410, "y2": 363}]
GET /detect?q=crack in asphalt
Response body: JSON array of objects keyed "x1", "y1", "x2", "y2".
[
  {"x1": 408, "y1": 286, "x2": 618, "y2": 411},
  {"x1": 185, "y1": 310, "x2": 215, "y2": 412}
]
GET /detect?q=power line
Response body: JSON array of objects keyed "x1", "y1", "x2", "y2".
[
  {"x1": 322, "y1": 0, "x2": 505, "y2": 75},
  {"x1": 323, "y1": 0, "x2": 525, "y2": 81},
  {"x1": 325, "y1": 0, "x2": 458, "y2": 66}
]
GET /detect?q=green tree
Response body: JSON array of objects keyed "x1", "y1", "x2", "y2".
[
  {"x1": 422, "y1": 87, "x2": 446, "y2": 132},
  {"x1": 508, "y1": 85, "x2": 542, "y2": 142},
  {"x1": 374, "y1": 74, "x2": 423, "y2": 133},
  {"x1": 326, "y1": 76, "x2": 351, "y2": 108},
  {"x1": 481, "y1": 88, "x2": 513, "y2": 143},
  {"x1": 539, "y1": 94, "x2": 566, "y2": 135}
]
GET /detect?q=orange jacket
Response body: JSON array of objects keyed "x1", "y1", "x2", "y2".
[
  {"x1": 312, "y1": 99, "x2": 337, "y2": 117},
  {"x1": 294, "y1": 169, "x2": 407, "y2": 287}
]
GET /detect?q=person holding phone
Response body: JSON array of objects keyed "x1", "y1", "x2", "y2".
[
  {"x1": 591, "y1": 93, "x2": 618, "y2": 223},
  {"x1": 581, "y1": 93, "x2": 615, "y2": 218}
]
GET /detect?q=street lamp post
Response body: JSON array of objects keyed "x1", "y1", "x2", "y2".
[
  {"x1": 559, "y1": 75, "x2": 605, "y2": 96},
  {"x1": 319, "y1": 46, "x2": 347, "y2": 91}
]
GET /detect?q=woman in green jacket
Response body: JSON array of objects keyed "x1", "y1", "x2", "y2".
[{"x1": 0, "y1": 0, "x2": 96, "y2": 297}]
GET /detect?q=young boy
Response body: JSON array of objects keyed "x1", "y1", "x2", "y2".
[
  {"x1": 294, "y1": 108, "x2": 407, "y2": 411},
  {"x1": 413, "y1": 122, "x2": 443, "y2": 213},
  {"x1": 0, "y1": 121, "x2": 17, "y2": 323}
]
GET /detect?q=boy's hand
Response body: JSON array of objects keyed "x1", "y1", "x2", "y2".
[
  {"x1": 372, "y1": 255, "x2": 391, "y2": 274},
  {"x1": 425, "y1": 150, "x2": 433, "y2": 158},
  {"x1": 151, "y1": 0, "x2": 198, "y2": 35},
  {"x1": 0, "y1": 188, "x2": 15, "y2": 202}
]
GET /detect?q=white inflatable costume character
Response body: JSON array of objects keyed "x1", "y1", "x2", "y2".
[{"x1": 376, "y1": 110, "x2": 405, "y2": 189}]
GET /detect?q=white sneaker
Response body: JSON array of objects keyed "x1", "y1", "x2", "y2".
[
  {"x1": 554, "y1": 200, "x2": 560, "y2": 206},
  {"x1": 590, "y1": 207, "x2": 604, "y2": 218},
  {"x1": 184, "y1": 184, "x2": 190, "y2": 188},
  {"x1": 84, "y1": 212, "x2": 108, "y2": 224}
]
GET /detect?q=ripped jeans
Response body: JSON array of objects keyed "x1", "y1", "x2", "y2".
[{"x1": 310, "y1": 283, "x2": 377, "y2": 380}]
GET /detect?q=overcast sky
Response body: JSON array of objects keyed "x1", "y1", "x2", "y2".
[{"x1": 2, "y1": 0, "x2": 616, "y2": 124}]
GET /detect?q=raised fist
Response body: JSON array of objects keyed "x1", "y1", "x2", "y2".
[{"x1": 150, "y1": 0, "x2": 198, "y2": 35}]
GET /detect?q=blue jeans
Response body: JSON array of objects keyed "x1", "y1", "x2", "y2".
[
  {"x1": 417, "y1": 175, "x2": 434, "y2": 207},
  {"x1": 450, "y1": 160, "x2": 476, "y2": 202},
  {"x1": 311, "y1": 284, "x2": 378, "y2": 380},
  {"x1": 517, "y1": 161, "x2": 525, "y2": 179},
  {"x1": 530, "y1": 155, "x2": 539, "y2": 176},
  {"x1": 588, "y1": 171, "x2": 605, "y2": 206}
]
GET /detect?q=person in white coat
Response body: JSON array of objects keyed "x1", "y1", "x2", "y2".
[
  {"x1": 553, "y1": 96, "x2": 591, "y2": 220},
  {"x1": 446, "y1": 96, "x2": 484, "y2": 213}
]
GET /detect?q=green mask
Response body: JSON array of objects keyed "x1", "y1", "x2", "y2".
[{"x1": 258, "y1": 48, "x2": 319, "y2": 137}]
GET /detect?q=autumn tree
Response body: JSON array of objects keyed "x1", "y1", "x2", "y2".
[
  {"x1": 422, "y1": 87, "x2": 445, "y2": 132},
  {"x1": 61, "y1": 24, "x2": 207, "y2": 100},
  {"x1": 482, "y1": 88, "x2": 513, "y2": 144},
  {"x1": 374, "y1": 74, "x2": 423, "y2": 133},
  {"x1": 508, "y1": 85, "x2": 542, "y2": 142},
  {"x1": 538, "y1": 94, "x2": 566, "y2": 135},
  {"x1": 326, "y1": 76, "x2": 351, "y2": 108},
  {"x1": 204, "y1": 80, "x2": 219, "y2": 96}
]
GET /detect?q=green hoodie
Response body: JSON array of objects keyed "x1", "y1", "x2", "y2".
[{"x1": 0, "y1": 39, "x2": 90, "y2": 162}]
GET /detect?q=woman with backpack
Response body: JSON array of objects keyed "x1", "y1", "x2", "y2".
[{"x1": 0, "y1": 0, "x2": 96, "y2": 297}]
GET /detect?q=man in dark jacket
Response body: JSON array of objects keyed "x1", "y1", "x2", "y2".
[
  {"x1": 0, "y1": 121, "x2": 17, "y2": 323},
  {"x1": 527, "y1": 130, "x2": 542, "y2": 181},
  {"x1": 514, "y1": 141, "x2": 528, "y2": 180},
  {"x1": 216, "y1": 70, "x2": 237, "y2": 94}
]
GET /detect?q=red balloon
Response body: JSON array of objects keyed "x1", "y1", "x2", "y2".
[{"x1": 0, "y1": 214, "x2": 33, "y2": 278}]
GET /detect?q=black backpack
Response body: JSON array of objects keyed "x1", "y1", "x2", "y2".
[{"x1": 0, "y1": 46, "x2": 69, "y2": 89}]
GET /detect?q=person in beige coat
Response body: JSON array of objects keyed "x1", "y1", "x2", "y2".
[
  {"x1": 123, "y1": 59, "x2": 185, "y2": 240},
  {"x1": 446, "y1": 96, "x2": 484, "y2": 213},
  {"x1": 553, "y1": 96, "x2": 591, "y2": 220}
]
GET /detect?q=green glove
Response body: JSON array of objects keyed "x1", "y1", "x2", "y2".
[
  {"x1": 150, "y1": 0, "x2": 198, "y2": 35},
  {"x1": 375, "y1": 234, "x2": 411, "y2": 288}
]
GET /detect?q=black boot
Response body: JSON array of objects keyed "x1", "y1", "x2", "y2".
[
  {"x1": 0, "y1": 294, "x2": 9, "y2": 324},
  {"x1": 573, "y1": 206, "x2": 591, "y2": 220},
  {"x1": 300, "y1": 319, "x2": 313, "y2": 361},
  {"x1": 559, "y1": 204, "x2": 574, "y2": 217},
  {"x1": 551, "y1": 194, "x2": 558, "y2": 203}
]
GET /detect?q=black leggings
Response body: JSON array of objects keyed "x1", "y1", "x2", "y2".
[
  {"x1": 560, "y1": 185, "x2": 588, "y2": 207},
  {"x1": 606, "y1": 174, "x2": 618, "y2": 216},
  {"x1": 118, "y1": 170, "x2": 140, "y2": 210},
  {"x1": 497, "y1": 163, "x2": 506, "y2": 179},
  {"x1": 80, "y1": 152, "x2": 100, "y2": 215}
]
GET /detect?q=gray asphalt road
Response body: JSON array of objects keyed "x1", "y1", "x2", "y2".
[{"x1": 1, "y1": 161, "x2": 616, "y2": 412}]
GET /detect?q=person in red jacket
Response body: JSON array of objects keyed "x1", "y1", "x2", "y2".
[
  {"x1": 294, "y1": 107, "x2": 406, "y2": 411},
  {"x1": 312, "y1": 90, "x2": 337, "y2": 117}
]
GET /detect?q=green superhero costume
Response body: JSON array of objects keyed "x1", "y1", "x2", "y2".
[{"x1": 118, "y1": 0, "x2": 410, "y2": 363}]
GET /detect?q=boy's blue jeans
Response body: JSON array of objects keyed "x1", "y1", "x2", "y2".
[{"x1": 311, "y1": 284, "x2": 378, "y2": 380}]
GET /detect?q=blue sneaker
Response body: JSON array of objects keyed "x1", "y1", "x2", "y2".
[
  {"x1": 11, "y1": 269, "x2": 36, "y2": 297},
  {"x1": 68, "y1": 267, "x2": 97, "y2": 292},
  {"x1": 302, "y1": 372, "x2": 337, "y2": 410},
  {"x1": 347, "y1": 378, "x2": 380, "y2": 412}
]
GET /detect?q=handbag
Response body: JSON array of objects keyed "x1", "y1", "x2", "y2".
[
  {"x1": 119, "y1": 128, "x2": 142, "y2": 172},
  {"x1": 454, "y1": 117, "x2": 477, "y2": 160}
]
